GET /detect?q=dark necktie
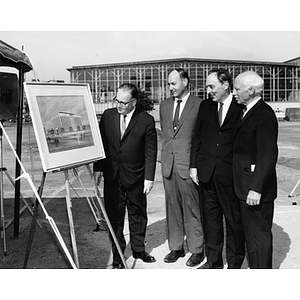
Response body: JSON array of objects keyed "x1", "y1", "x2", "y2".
[
  {"x1": 241, "y1": 106, "x2": 247, "y2": 120},
  {"x1": 121, "y1": 114, "x2": 127, "y2": 139},
  {"x1": 218, "y1": 102, "x2": 224, "y2": 126},
  {"x1": 173, "y1": 99, "x2": 182, "y2": 130}
]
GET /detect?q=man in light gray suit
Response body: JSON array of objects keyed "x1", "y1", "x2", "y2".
[{"x1": 159, "y1": 68, "x2": 204, "y2": 267}]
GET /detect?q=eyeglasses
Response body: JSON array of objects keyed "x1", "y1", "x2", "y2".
[{"x1": 113, "y1": 96, "x2": 135, "y2": 106}]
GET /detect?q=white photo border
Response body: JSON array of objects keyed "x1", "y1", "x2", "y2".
[{"x1": 24, "y1": 82, "x2": 105, "y2": 172}]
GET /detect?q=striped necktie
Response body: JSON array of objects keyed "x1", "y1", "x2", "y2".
[
  {"x1": 121, "y1": 114, "x2": 127, "y2": 139},
  {"x1": 218, "y1": 102, "x2": 224, "y2": 126},
  {"x1": 173, "y1": 99, "x2": 182, "y2": 130}
]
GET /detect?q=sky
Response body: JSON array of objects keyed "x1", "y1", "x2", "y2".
[
  {"x1": 2, "y1": 31, "x2": 300, "y2": 83},
  {"x1": 1, "y1": 1, "x2": 300, "y2": 83}
]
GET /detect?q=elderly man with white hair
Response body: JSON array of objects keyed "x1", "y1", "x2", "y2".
[{"x1": 233, "y1": 71, "x2": 278, "y2": 269}]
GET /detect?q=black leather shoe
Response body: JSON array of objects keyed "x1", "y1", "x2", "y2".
[
  {"x1": 186, "y1": 252, "x2": 205, "y2": 267},
  {"x1": 164, "y1": 249, "x2": 185, "y2": 263},
  {"x1": 132, "y1": 251, "x2": 156, "y2": 263},
  {"x1": 198, "y1": 261, "x2": 223, "y2": 269}
]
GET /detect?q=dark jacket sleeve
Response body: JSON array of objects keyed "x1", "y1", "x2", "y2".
[
  {"x1": 249, "y1": 110, "x2": 278, "y2": 193},
  {"x1": 190, "y1": 101, "x2": 203, "y2": 168},
  {"x1": 144, "y1": 115, "x2": 158, "y2": 181}
]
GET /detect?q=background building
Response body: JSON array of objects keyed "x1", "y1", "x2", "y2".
[{"x1": 67, "y1": 57, "x2": 300, "y2": 116}]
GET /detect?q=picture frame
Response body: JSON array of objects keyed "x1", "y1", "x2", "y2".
[{"x1": 24, "y1": 82, "x2": 105, "y2": 172}]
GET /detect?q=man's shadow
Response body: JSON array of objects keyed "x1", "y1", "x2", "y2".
[
  {"x1": 126, "y1": 219, "x2": 291, "y2": 269},
  {"x1": 144, "y1": 218, "x2": 167, "y2": 253},
  {"x1": 239, "y1": 222, "x2": 291, "y2": 269},
  {"x1": 273, "y1": 222, "x2": 291, "y2": 269}
]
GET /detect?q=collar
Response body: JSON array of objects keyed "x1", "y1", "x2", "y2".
[
  {"x1": 219, "y1": 93, "x2": 232, "y2": 108},
  {"x1": 120, "y1": 106, "x2": 136, "y2": 121},
  {"x1": 175, "y1": 92, "x2": 190, "y2": 104},
  {"x1": 245, "y1": 97, "x2": 261, "y2": 114}
]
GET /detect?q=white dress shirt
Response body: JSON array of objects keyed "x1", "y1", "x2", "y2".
[
  {"x1": 219, "y1": 93, "x2": 233, "y2": 125},
  {"x1": 120, "y1": 107, "x2": 135, "y2": 132},
  {"x1": 243, "y1": 97, "x2": 261, "y2": 117},
  {"x1": 173, "y1": 92, "x2": 190, "y2": 119}
]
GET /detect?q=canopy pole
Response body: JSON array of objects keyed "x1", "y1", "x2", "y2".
[{"x1": 13, "y1": 61, "x2": 25, "y2": 237}]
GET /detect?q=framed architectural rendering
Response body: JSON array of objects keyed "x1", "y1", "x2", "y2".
[{"x1": 24, "y1": 82, "x2": 105, "y2": 172}]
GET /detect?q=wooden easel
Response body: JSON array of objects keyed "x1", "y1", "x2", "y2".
[
  {"x1": 23, "y1": 163, "x2": 128, "y2": 269},
  {"x1": 0, "y1": 121, "x2": 77, "y2": 268},
  {"x1": 3, "y1": 167, "x2": 42, "y2": 230},
  {"x1": 0, "y1": 120, "x2": 42, "y2": 257}
]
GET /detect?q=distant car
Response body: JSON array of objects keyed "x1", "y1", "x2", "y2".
[{"x1": 274, "y1": 108, "x2": 285, "y2": 119}]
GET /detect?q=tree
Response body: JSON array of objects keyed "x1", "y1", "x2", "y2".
[{"x1": 136, "y1": 89, "x2": 154, "y2": 112}]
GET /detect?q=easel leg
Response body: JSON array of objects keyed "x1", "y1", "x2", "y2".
[
  {"x1": 23, "y1": 172, "x2": 47, "y2": 268},
  {"x1": 0, "y1": 122, "x2": 77, "y2": 269},
  {"x1": 288, "y1": 179, "x2": 300, "y2": 197},
  {"x1": 4, "y1": 170, "x2": 42, "y2": 229},
  {"x1": 72, "y1": 168, "x2": 106, "y2": 230},
  {"x1": 64, "y1": 170, "x2": 80, "y2": 268},
  {"x1": 0, "y1": 123, "x2": 7, "y2": 255},
  {"x1": 0, "y1": 168, "x2": 7, "y2": 256},
  {"x1": 86, "y1": 164, "x2": 128, "y2": 269}
]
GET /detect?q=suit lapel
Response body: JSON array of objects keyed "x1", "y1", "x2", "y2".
[
  {"x1": 176, "y1": 95, "x2": 194, "y2": 131},
  {"x1": 211, "y1": 100, "x2": 219, "y2": 127},
  {"x1": 114, "y1": 109, "x2": 122, "y2": 142},
  {"x1": 235, "y1": 99, "x2": 263, "y2": 134},
  {"x1": 222, "y1": 96, "x2": 237, "y2": 126},
  {"x1": 166, "y1": 98, "x2": 176, "y2": 134}
]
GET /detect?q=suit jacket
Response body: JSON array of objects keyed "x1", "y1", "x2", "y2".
[
  {"x1": 232, "y1": 99, "x2": 278, "y2": 202},
  {"x1": 93, "y1": 107, "x2": 157, "y2": 188},
  {"x1": 190, "y1": 96, "x2": 244, "y2": 185},
  {"x1": 160, "y1": 94, "x2": 202, "y2": 179}
]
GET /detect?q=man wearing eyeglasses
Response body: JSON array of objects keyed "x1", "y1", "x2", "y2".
[{"x1": 93, "y1": 83, "x2": 157, "y2": 269}]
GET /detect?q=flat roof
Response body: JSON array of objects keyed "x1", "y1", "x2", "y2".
[{"x1": 67, "y1": 57, "x2": 297, "y2": 71}]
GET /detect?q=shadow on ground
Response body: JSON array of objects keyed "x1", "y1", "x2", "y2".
[{"x1": 273, "y1": 223, "x2": 291, "y2": 269}]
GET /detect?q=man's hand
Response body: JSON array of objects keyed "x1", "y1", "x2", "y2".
[
  {"x1": 94, "y1": 171, "x2": 103, "y2": 186},
  {"x1": 144, "y1": 180, "x2": 154, "y2": 195},
  {"x1": 189, "y1": 168, "x2": 199, "y2": 186},
  {"x1": 246, "y1": 190, "x2": 261, "y2": 206}
]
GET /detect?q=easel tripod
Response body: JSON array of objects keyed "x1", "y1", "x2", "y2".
[
  {"x1": 0, "y1": 120, "x2": 127, "y2": 269},
  {"x1": 23, "y1": 163, "x2": 128, "y2": 269},
  {"x1": 0, "y1": 119, "x2": 42, "y2": 256}
]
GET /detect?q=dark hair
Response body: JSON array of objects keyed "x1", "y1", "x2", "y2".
[
  {"x1": 175, "y1": 68, "x2": 190, "y2": 86},
  {"x1": 208, "y1": 68, "x2": 232, "y2": 88},
  {"x1": 118, "y1": 83, "x2": 139, "y2": 99},
  {"x1": 118, "y1": 83, "x2": 154, "y2": 112}
]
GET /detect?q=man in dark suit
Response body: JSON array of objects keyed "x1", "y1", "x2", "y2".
[
  {"x1": 233, "y1": 71, "x2": 278, "y2": 269},
  {"x1": 93, "y1": 83, "x2": 157, "y2": 269},
  {"x1": 190, "y1": 69, "x2": 245, "y2": 269},
  {"x1": 160, "y1": 68, "x2": 204, "y2": 267}
]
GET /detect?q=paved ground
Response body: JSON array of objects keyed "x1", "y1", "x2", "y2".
[
  {"x1": 1, "y1": 121, "x2": 300, "y2": 270},
  {"x1": 118, "y1": 163, "x2": 300, "y2": 270}
]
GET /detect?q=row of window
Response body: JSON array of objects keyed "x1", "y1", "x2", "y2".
[{"x1": 70, "y1": 63, "x2": 299, "y2": 103}]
